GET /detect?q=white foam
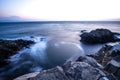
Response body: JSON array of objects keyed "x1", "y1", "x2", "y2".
[
  {"x1": 102, "y1": 77, "x2": 109, "y2": 80},
  {"x1": 5, "y1": 36, "x2": 47, "y2": 43},
  {"x1": 30, "y1": 39, "x2": 48, "y2": 64},
  {"x1": 8, "y1": 36, "x2": 48, "y2": 73}
]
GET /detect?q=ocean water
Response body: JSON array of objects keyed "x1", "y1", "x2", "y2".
[{"x1": 0, "y1": 21, "x2": 120, "y2": 79}]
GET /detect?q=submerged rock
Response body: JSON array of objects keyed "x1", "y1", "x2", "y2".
[
  {"x1": 0, "y1": 39, "x2": 34, "y2": 67},
  {"x1": 80, "y1": 29, "x2": 120, "y2": 44}
]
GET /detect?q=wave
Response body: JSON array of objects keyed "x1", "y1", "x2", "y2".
[
  {"x1": 0, "y1": 36, "x2": 84, "y2": 79},
  {"x1": 0, "y1": 36, "x2": 48, "y2": 79}
]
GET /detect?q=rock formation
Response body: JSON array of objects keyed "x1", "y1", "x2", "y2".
[
  {"x1": 80, "y1": 29, "x2": 120, "y2": 44},
  {"x1": 14, "y1": 43, "x2": 120, "y2": 80},
  {"x1": 0, "y1": 39, "x2": 34, "y2": 67}
]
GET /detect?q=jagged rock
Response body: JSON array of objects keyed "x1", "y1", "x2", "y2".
[
  {"x1": 80, "y1": 29, "x2": 120, "y2": 44},
  {"x1": 88, "y1": 43, "x2": 120, "y2": 65},
  {"x1": 88, "y1": 43, "x2": 120, "y2": 80},
  {"x1": 14, "y1": 72, "x2": 40, "y2": 80},
  {"x1": 76, "y1": 56, "x2": 103, "y2": 68},
  {"x1": 0, "y1": 39, "x2": 34, "y2": 67},
  {"x1": 104, "y1": 56, "x2": 120, "y2": 80},
  {"x1": 15, "y1": 62, "x2": 107, "y2": 80},
  {"x1": 64, "y1": 62, "x2": 103, "y2": 80},
  {"x1": 28, "y1": 66, "x2": 69, "y2": 80},
  {"x1": 14, "y1": 43, "x2": 120, "y2": 80}
]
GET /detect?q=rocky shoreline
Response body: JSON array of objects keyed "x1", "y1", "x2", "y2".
[
  {"x1": 14, "y1": 42, "x2": 120, "y2": 80},
  {"x1": 0, "y1": 29, "x2": 120, "y2": 80},
  {"x1": 14, "y1": 29, "x2": 120, "y2": 80},
  {"x1": 0, "y1": 39, "x2": 34, "y2": 67}
]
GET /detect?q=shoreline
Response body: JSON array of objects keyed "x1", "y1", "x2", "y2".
[{"x1": 0, "y1": 29, "x2": 120, "y2": 80}]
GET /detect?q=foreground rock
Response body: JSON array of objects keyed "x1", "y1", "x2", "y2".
[
  {"x1": 88, "y1": 43, "x2": 120, "y2": 80},
  {"x1": 80, "y1": 29, "x2": 120, "y2": 44},
  {"x1": 104, "y1": 56, "x2": 120, "y2": 79},
  {"x1": 15, "y1": 53, "x2": 118, "y2": 80},
  {"x1": 15, "y1": 62, "x2": 107, "y2": 80},
  {"x1": 0, "y1": 39, "x2": 34, "y2": 67},
  {"x1": 15, "y1": 43, "x2": 120, "y2": 80}
]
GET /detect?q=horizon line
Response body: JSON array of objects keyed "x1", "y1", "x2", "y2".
[{"x1": 0, "y1": 20, "x2": 120, "y2": 23}]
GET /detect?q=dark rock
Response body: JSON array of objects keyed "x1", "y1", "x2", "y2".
[
  {"x1": 81, "y1": 30, "x2": 88, "y2": 33},
  {"x1": 0, "y1": 39, "x2": 34, "y2": 67},
  {"x1": 64, "y1": 62, "x2": 103, "y2": 80},
  {"x1": 88, "y1": 43, "x2": 120, "y2": 65},
  {"x1": 28, "y1": 66, "x2": 69, "y2": 80},
  {"x1": 104, "y1": 56, "x2": 120, "y2": 80},
  {"x1": 88, "y1": 43, "x2": 120, "y2": 80},
  {"x1": 14, "y1": 42, "x2": 120, "y2": 80},
  {"x1": 16, "y1": 62, "x2": 107, "y2": 80},
  {"x1": 76, "y1": 56, "x2": 103, "y2": 68},
  {"x1": 80, "y1": 29, "x2": 120, "y2": 44}
]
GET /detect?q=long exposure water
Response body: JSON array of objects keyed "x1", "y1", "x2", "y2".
[{"x1": 0, "y1": 21, "x2": 120, "y2": 79}]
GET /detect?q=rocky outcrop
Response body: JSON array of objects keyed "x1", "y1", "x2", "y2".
[
  {"x1": 88, "y1": 43, "x2": 120, "y2": 80},
  {"x1": 80, "y1": 29, "x2": 120, "y2": 44},
  {"x1": 0, "y1": 39, "x2": 34, "y2": 67},
  {"x1": 14, "y1": 43, "x2": 120, "y2": 80},
  {"x1": 104, "y1": 56, "x2": 120, "y2": 79},
  {"x1": 15, "y1": 62, "x2": 107, "y2": 80}
]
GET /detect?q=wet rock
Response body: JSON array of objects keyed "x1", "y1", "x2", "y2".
[
  {"x1": 80, "y1": 29, "x2": 120, "y2": 44},
  {"x1": 14, "y1": 72, "x2": 40, "y2": 80},
  {"x1": 14, "y1": 43, "x2": 120, "y2": 80},
  {"x1": 104, "y1": 56, "x2": 120, "y2": 80},
  {"x1": 88, "y1": 43, "x2": 120, "y2": 80},
  {"x1": 64, "y1": 62, "x2": 103, "y2": 80},
  {"x1": 28, "y1": 66, "x2": 69, "y2": 80},
  {"x1": 16, "y1": 62, "x2": 107, "y2": 80},
  {"x1": 0, "y1": 39, "x2": 34, "y2": 67},
  {"x1": 81, "y1": 30, "x2": 88, "y2": 33},
  {"x1": 88, "y1": 43, "x2": 120, "y2": 65},
  {"x1": 76, "y1": 56, "x2": 103, "y2": 68}
]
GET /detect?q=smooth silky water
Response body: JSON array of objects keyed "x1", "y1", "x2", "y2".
[{"x1": 0, "y1": 21, "x2": 120, "y2": 79}]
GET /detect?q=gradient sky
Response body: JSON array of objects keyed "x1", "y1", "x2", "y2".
[{"x1": 0, "y1": 0, "x2": 120, "y2": 20}]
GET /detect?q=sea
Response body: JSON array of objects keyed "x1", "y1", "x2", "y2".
[{"x1": 0, "y1": 21, "x2": 120, "y2": 79}]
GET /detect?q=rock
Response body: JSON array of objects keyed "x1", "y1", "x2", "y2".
[
  {"x1": 104, "y1": 56, "x2": 120, "y2": 80},
  {"x1": 0, "y1": 39, "x2": 34, "y2": 67},
  {"x1": 81, "y1": 30, "x2": 88, "y2": 33},
  {"x1": 16, "y1": 62, "x2": 107, "y2": 80},
  {"x1": 76, "y1": 56, "x2": 103, "y2": 68},
  {"x1": 28, "y1": 66, "x2": 69, "y2": 80},
  {"x1": 88, "y1": 43, "x2": 120, "y2": 80},
  {"x1": 14, "y1": 72, "x2": 40, "y2": 80},
  {"x1": 88, "y1": 43, "x2": 120, "y2": 65},
  {"x1": 80, "y1": 29, "x2": 120, "y2": 44},
  {"x1": 14, "y1": 43, "x2": 120, "y2": 80},
  {"x1": 64, "y1": 62, "x2": 103, "y2": 80}
]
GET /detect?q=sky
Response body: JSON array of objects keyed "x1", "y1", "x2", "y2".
[{"x1": 0, "y1": 0, "x2": 120, "y2": 21}]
